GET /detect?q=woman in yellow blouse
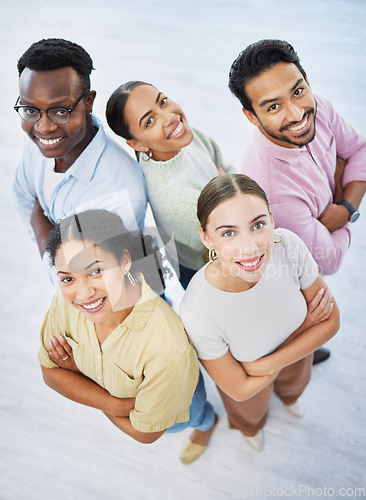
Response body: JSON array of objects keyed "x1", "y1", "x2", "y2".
[{"x1": 39, "y1": 209, "x2": 217, "y2": 464}]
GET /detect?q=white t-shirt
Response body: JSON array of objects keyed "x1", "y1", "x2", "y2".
[{"x1": 179, "y1": 228, "x2": 318, "y2": 362}]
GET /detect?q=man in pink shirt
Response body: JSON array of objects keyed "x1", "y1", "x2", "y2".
[{"x1": 228, "y1": 39, "x2": 366, "y2": 363}]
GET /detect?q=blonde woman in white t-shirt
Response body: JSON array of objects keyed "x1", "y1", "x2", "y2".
[{"x1": 180, "y1": 174, "x2": 340, "y2": 451}]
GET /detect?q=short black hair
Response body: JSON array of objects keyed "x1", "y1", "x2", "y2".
[
  {"x1": 17, "y1": 38, "x2": 94, "y2": 90},
  {"x1": 228, "y1": 39, "x2": 306, "y2": 114}
]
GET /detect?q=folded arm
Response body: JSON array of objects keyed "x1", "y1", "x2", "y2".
[
  {"x1": 43, "y1": 336, "x2": 163, "y2": 444},
  {"x1": 200, "y1": 353, "x2": 279, "y2": 402},
  {"x1": 271, "y1": 199, "x2": 350, "y2": 275},
  {"x1": 242, "y1": 276, "x2": 340, "y2": 377}
]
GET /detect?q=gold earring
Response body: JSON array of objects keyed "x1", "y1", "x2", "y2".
[
  {"x1": 208, "y1": 249, "x2": 217, "y2": 262},
  {"x1": 126, "y1": 272, "x2": 137, "y2": 285},
  {"x1": 274, "y1": 231, "x2": 282, "y2": 244},
  {"x1": 142, "y1": 150, "x2": 153, "y2": 161}
]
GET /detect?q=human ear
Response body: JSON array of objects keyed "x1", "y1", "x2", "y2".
[
  {"x1": 199, "y1": 226, "x2": 211, "y2": 250},
  {"x1": 242, "y1": 107, "x2": 261, "y2": 127},
  {"x1": 85, "y1": 90, "x2": 96, "y2": 113},
  {"x1": 120, "y1": 249, "x2": 132, "y2": 272},
  {"x1": 126, "y1": 139, "x2": 149, "y2": 153}
]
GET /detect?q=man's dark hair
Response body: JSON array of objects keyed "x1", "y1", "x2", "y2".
[
  {"x1": 17, "y1": 38, "x2": 94, "y2": 90},
  {"x1": 228, "y1": 39, "x2": 306, "y2": 114}
]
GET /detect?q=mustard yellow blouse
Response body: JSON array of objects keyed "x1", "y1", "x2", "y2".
[{"x1": 38, "y1": 276, "x2": 199, "y2": 432}]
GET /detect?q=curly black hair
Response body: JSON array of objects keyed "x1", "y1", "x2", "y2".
[
  {"x1": 17, "y1": 38, "x2": 94, "y2": 90},
  {"x1": 46, "y1": 210, "x2": 170, "y2": 293}
]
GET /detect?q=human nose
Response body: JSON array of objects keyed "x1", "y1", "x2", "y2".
[
  {"x1": 285, "y1": 101, "x2": 304, "y2": 123},
  {"x1": 160, "y1": 108, "x2": 177, "y2": 127},
  {"x1": 239, "y1": 232, "x2": 258, "y2": 255},
  {"x1": 75, "y1": 278, "x2": 95, "y2": 302},
  {"x1": 34, "y1": 111, "x2": 59, "y2": 134}
]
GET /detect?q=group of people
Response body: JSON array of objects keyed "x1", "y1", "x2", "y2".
[{"x1": 13, "y1": 37, "x2": 366, "y2": 464}]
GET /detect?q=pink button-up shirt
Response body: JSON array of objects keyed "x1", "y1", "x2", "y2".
[{"x1": 242, "y1": 94, "x2": 366, "y2": 275}]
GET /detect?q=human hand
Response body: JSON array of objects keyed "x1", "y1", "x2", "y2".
[
  {"x1": 318, "y1": 203, "x2": 349, "y2": 232},
  {"x1": 49, "y1": 335, "x2": 80, "y2": 373},
  {"x1": 105, "y1": 396, "x2": 136, "y2": 418},
  {"x1": 305, "y1": 287, "x2": 334, "y2": 327},
  {"x1": 241, "y1": 358, "x2": 280, "y2": 377},
  {"x1": 334, "y1": 156, "x2": 348, "y2": 203}
]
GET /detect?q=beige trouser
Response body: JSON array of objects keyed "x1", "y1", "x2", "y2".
[{"x1": 217, "y1": 353, "x2": 314, "y2": 436}]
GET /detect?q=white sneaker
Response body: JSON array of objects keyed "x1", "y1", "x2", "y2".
[
  {"x1": 242, "y1": 429, "x2": 264, "y2": 451},
  {"x1": 283, "y1": 398, "x2": 304, "y2": 418}
]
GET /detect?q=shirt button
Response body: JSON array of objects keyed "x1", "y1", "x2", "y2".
[{"x1": 98, "y1": 376, "x2": 101, "y2": 380}]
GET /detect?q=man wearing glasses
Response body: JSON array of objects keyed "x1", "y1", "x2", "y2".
[{"x1": 13, "y1": 38, "x2": 147, "y2": 280}]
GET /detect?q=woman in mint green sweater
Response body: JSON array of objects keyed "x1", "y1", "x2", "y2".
[{"x1": 106, "y1": 81, "x2": 235, "y2": 288}]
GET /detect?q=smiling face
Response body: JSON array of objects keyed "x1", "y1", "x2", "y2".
[
  {"x1": 55, "y1": 240, "x2": 134, "y2": 327},
  {"x1": 200, "y1": 194, "x2": 274, "y2": 290},
  {"x1": 18, "y1": 67, "x2": 96, "y2": 172},
  {"x1": 124, "y1": 84, "x2": 194, "y2": 161},
  {"x1": 243, "y1": 62, "x2": 316, "y2": 149}
]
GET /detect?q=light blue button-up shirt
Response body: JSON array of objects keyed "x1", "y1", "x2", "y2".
[
  {"x1": 13, "y1": 116, "x2": 147, "y2": 282},
  {"x1": 14, "y1": 116, "x2": 147, "y2": 231}
]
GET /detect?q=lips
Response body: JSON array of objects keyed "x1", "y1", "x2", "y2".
[
  {"x1": 236, "y1": 254, "x2": 264, "y2": 272},
  {"x1": 283, "y1": 111, "x2": 313, "y2": 135},
  {"x1": 167, "y1": 119, "x2": 184, "y2": 139},
  {"x1": 76, "y1": 297, "x2": 106, "y2": 313},
  {"x1": 36, "y1": 136, "x2": 65, "y2": 147}
]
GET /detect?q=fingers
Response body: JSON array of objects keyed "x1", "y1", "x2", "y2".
[
  {"x1": 48, "y1": 335, "x2": 71, "y2": 365},
  {"x1": 307, "y1": 288, "x2": 325, "y2": 313},
  {"x1": 312, "y1": 288, "x2": 334, "y2": 324}
]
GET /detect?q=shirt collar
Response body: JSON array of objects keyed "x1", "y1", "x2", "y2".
[
  {"x1": 120, "y1": 274, "x2": 159, "y2": 334},
  {"x1": 255, "y1": 127, "x2": 307, "y2": 165},
  {"x1": 58, "y1": 115, "x2": 107, "y2": 183}
]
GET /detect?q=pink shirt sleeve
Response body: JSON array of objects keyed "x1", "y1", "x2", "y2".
[
  {"x1": 320, "y1": 97, "x2": 366, "y2": 185},
  {"x1": 270, "y1": 196, "x2": 351, "y2": 275}
]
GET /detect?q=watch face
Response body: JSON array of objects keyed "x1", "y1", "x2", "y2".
[{"x1": 350, "y1": 211, "x2": 360, "y2": 223}]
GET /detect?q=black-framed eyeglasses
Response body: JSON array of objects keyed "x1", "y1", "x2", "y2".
[{"x1": 14, "y1": 89, "x2": 90, "y2": 125}]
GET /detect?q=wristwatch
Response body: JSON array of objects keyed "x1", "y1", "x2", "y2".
[{"x1": 337, "y1": 198, "x2": 360, "y2": 223}]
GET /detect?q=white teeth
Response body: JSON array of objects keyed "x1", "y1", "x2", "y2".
[
  {"x1": 288, "y1": 116, "x2": 307, "y2": 132},
  {"x1": 38, "y1": 137, "x2": 61, "y2": 145},
  {"x1": 80, "y1": 297, "x2": 104, "y2": 310},
  {"x1": 169, "y1": 120, "x2": 183, "y2": 139},
  {"x1": 238, "y1": 257, "x2": 261, "y2": 268}
]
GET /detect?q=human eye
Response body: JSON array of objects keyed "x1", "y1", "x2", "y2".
[
  {"x1": 222, "y1": 229, "x2": 235, "y2": 237},
  {"x1": 252, "y1": 221, "x2": 265, "y2": 231},
  {"x1": 160, "y1": 96, "x2": 168, "y2": 107},
  {"x1": 60, "y1": 276, "x2": 74, "y2": 284},
  {"x1": 54, "y1": 108, "x2": 69, "y2": 117},
  {"x1": 145, "y1": 116, "x2": 154, "y2": 128},
  {"x1": 267, "y1": 103, "x2": 279, "y2": 112},
  {"x1": 90, "y1": 267, "x2": 102, "y2": 277},
  {"x1": 294, "y1": 87, "x2": 304, "y2": 97},
  {"x1": 24, "y1": 107, "x2": 38, "y2": 117}
]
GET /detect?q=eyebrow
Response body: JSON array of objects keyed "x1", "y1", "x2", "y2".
[
  {"x1": 138, "y1": 91, "x2": 163, "y2": 127},
  {"x1": 215, "y1": 214, "x2": 268, "y2": 231},
  {"x1": 85, "y1": 260, "x2": 102, "y2": 270},
  {"x1": 258, "y1": 78, "x2": 304, "y2": 108},
  {"x1": 19, "y1": 97, "x2": 76, "y2": 107}
]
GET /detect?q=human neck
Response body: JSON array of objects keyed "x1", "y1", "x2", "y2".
[
  {"x1": 54, "y1": 121, "x2": 97, "y2": 173},
  {"x1": 205, "y1": 261, "x2": 256, "y2": 293}
]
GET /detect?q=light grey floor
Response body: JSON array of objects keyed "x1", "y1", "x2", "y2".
[{"x1": 1, "y1": 1, "x2": 365, "y2": 499}]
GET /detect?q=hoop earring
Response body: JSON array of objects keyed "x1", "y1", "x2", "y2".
[
  {"x1": 126, "y1": 271, "x2": 137, "y2": 285},
  {"x1": 208, "y1": 249, "x2": 217, "y2": 262},
  {"x1": 274, "y1": 231, "x2": 282, "y2": 244},
  {"x1": 142, "y1": 150, "x2": 153, "y2": 161}
]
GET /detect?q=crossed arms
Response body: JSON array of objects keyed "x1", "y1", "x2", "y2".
[{"x1": 200, "y1": 276, "x2": 340, "y2": 402}]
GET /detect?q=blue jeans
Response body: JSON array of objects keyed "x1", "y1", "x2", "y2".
[{"x1": 166, "y1": 371, "x2": 215, "y2": 433}]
